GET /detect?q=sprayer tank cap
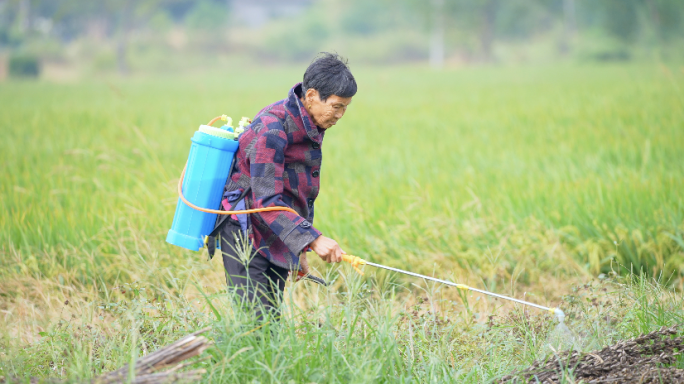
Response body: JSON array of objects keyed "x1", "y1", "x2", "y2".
[{"x1": 198, "y1": 125, "x2": 235, "y2": 140}]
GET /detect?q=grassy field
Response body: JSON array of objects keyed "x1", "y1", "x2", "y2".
[{"x1": 1, "y1": 63, "x2": 683, "y2": 382}]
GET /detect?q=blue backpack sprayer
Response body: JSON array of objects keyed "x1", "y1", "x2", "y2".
[
  {"x1": 166, "y1": 115, "x2": 565, "y2": 322},
  {"x1": 166, "y1": 115, "x2": 298, "y2": 251}
]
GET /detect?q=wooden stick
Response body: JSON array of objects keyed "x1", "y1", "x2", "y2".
[{"x1": 93, "y1": 327, "x2": 213, "y2": 384}]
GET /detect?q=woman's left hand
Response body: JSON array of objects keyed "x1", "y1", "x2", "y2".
[{"x1": 310, "y1": 235, "x2": 345, "y2": 263}]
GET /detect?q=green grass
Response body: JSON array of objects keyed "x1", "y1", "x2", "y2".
[
  {"x1": 0, "y1": 63, "x2": 683, "y2": 382},
  {"x1": 3, "y1": 268, "x2": 683, "y2": 382}
]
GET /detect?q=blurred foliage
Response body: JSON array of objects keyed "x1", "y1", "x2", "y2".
[
  {"x1": 8, "y1": 53, "x2": 39, "y2": 77},
  {"x1": 598, "y1": 0, "x2": 640, "y2": 44},
  {"x1": 653, "y1": 0, "x2": 684, "y2": 41},
  {"x1": 340, "y1": 0, "x2": 392, "y2": 36},
  {"x1": 0, "y1": 0, "x2": 681, "y2": 69},
  {"x1": 184, "y1": 0, "x2": 228, "y2": 30}
]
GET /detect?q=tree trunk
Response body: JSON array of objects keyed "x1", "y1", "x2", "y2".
[
  {"x1": 559, "y1": 0, "x2": 576, "y2": 54},
  {"x1": 429, "y1": 0, "x2": 445, "y2": 69},
  {"x1": 116, "y1": 2, "x2": 132, "y2": 75},
  {"x1": 116, "y1": 36, "x2": 129, "y2": 75},
  {"x1": 645, "y1": 0, "x2": 660, "y2": 35},
  {"x1": 479, "y1": 0, "x2": 498, "y2": 62},
  {"x1": 18, "y1": 0, "x2": 30, "y2": 34}
]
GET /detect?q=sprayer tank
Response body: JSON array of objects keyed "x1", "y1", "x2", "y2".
[{"x1": 166, "y1": 129, "x2": 238, "y2": 251}]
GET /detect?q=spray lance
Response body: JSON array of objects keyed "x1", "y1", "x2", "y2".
[
  {"x1": 340, "y1": 255, "x2": 566, "y2": 323},
  {"x1": 168, "y1": 115, "x2": 565, "y2": 321}
]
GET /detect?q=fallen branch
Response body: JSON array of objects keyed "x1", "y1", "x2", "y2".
[{"x1": 93, "y1": 327, "x2": 213, "y2": 384}]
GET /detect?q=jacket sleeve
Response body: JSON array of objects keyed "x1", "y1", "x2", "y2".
[{"x1": 248, "y1": 118, "x2": 322, "y2": 255}]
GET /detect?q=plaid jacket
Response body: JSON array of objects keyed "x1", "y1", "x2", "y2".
[{"x1": 221, "y1": 83, "x2": 324, "y2": 270}]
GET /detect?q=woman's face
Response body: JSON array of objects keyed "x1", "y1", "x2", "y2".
[{"x1": 304, "y1": 89, "x2": 352, "y2": 129}]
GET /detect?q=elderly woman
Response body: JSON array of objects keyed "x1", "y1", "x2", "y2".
[{"x1": 215, "y1": 53, "x2": 357, "y2": 317}]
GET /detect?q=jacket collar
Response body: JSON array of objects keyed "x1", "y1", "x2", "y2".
[{"x1": 287, "y1": 83, "x2": 324, "y2": 143}]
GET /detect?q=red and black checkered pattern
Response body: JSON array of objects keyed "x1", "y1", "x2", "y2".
[{"x1": 222, "y1": 83, "x2": 325, "y2": 270}]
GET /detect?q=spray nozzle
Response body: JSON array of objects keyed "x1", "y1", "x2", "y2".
[{"x1": 552, "y1": 308, "x2": 566, "y2": 323}]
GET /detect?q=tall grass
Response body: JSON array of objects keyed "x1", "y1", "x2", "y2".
[
  {"x1": 0, "y1": 63, "x2": 683, "y2": 381},
  {"x1": 2, "y1": 265, "x2": 682, "y2": 382}
]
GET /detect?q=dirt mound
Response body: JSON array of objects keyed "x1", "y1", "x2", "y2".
[{"x1": 500, "y1": 325, "x2": 684, "y2": 384}]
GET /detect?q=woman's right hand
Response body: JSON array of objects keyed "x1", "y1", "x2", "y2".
[{"x1": 309, "y1": 235, "x2": 344, "y2": 263}]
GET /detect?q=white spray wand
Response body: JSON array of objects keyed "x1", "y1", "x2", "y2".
[{"x1": 342, "y1": 255, "x2": 565, "y2": 322}]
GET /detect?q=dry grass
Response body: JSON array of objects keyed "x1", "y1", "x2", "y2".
[{"x1": 1, "y1": 63, "x2": 683, "y2": 382}]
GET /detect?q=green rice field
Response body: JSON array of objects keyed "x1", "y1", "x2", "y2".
[{"x1": 1, "y1": 63, "x2": 683, "y2": 382}]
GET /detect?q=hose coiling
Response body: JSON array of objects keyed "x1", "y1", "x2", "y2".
[{"x1": 177, "y1": 116, "x2": 298, "y2": 217}]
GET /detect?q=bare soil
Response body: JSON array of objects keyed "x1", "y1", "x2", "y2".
[{"x1": 500, "y1": 325, "x2": 684, "y2": 383}]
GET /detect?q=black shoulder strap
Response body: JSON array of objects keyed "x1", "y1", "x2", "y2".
[
  {"x1": 208, "y1": 186, "x2": 251, "y2": 239},
  {"x1": 206, "y1": 186, "x2": 251, "y2": 259}
]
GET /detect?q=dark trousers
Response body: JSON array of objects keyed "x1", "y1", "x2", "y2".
[{"x1": 219, "y1": 219, "x2": 289, "y2": 320}]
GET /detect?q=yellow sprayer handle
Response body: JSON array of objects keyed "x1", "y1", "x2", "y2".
[{"x1": 342, "y1": 255, "x2": 366, "y2": 275}]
